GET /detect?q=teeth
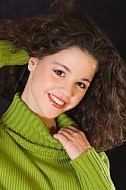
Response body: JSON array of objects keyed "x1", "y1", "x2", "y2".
[{"x1": 50, "y1": 94, "x2": 65, "y2": 105}]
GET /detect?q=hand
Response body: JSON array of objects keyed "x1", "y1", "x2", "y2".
[{"x1": 53, "y1": 126, "x2": 91, "y2": 160}]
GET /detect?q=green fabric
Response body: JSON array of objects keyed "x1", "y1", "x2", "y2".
[
  {"x1": 0, "y1": 94, "x2": 115, "y2": 189},
  {"x1": 0, "y1": 40, "x2": 29, "y2": 67}
]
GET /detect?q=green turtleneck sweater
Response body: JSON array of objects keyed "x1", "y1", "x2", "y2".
[{"x1": 0, "y1": 94, "x2": 115, "y2": 189}]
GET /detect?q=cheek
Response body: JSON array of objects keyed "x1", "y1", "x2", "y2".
[
  {"x1": 72, "y1": 93, "x2": 85, "y2": 107},
  {"x1": 30, "y1": 72, "x2": 45, "y2": 94},
  {"x1": 31, "y1": 72, "x2": 56, "y2": 94}
]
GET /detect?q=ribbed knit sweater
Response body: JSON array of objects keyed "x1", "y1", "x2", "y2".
[
  {"x1": 0, "y1": 40, "x2": 29, "y2": 67},
  {"x1": 0, "y1": 94, "x2": 115, "y2": 190}
]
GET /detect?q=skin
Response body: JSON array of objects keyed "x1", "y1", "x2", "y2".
[{"x1": 21, "y1": 46, "x2": 98, "y2": 160}]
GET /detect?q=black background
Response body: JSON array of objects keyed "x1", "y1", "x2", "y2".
[{"x1": 0, "y1": 1, "x2": 126, "y2": 189}]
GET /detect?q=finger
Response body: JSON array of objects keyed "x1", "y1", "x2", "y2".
[
  {"x1": 58, "y1": 128, "x2": 73, "y2": 135},
  {"x1": 66, "y1": 126, "x2": 79, "y2": 131},
  {"x1": 57, "y1": 129, "x2": 73, "y2": 139},
  {"x1": 58, "y1": 126, "x2": 79, "y2": 135},
  {"x1": 53, "y1": 132, "x2": 70, "y2": 143}
]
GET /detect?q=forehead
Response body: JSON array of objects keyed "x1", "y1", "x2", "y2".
[
  {"x1": 52, "y1": 47, "x2": 97, "y2": 70},
  {"x1": 40, "y1": 47, "x2": 98, "y2": 81},
  {"x1": 46, "y1": 47, "x2": 97, "y2": 67}
]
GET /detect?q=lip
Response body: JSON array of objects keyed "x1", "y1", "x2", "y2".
[{"x1": 48, "y1": 93, "x2": 67, "y2": 109}]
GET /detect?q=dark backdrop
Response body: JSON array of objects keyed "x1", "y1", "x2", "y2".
[{"x1": 0, "y1": 1, "x2": 126, "y2": 189}]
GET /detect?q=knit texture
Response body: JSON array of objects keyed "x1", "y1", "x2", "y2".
[
  {"x1": 0, "y1": 94, "x2": 115, "y2": 189},
  {"x1": 0, "y1": 40, "x2": 29, "y2": 67}
]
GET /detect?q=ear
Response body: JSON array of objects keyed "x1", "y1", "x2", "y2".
[{"x1": 28, "y1": 57, "x2": 38, "y2": 71}]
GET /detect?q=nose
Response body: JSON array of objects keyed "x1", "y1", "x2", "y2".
[{"x1": 59, "y1": 82, "x2": 75, "y2": 98}]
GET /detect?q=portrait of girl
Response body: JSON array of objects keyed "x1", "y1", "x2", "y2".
[{"x1": 0, "y1": 0, "x2": 126, "y2": 189}]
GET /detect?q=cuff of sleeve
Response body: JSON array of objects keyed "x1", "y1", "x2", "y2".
[
  {"x1": 70, "y1": 148, "x2": 115, "y2": 189},
  {"x1": 0, "y1": 40, "x2": 29, "y2": 67}
]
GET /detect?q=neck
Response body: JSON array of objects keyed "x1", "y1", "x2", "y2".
[
  {"x1": 41, "y1": 117, "x2": 57, "y2": 135},
  {"x1": 21, "y1": 90, "x2": 58, "y2": 135}
]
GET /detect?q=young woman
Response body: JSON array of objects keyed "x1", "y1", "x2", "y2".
[{"x1": 0, "y1": 7, "x2": 125, "y2": 190}]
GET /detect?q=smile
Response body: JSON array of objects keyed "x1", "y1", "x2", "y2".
[
  {"x1": 48, "y1": 93, "x2": 67, "y2": 109},
  {"x1": 49, "y1": 94, "x2": 65, "y2": 105}
]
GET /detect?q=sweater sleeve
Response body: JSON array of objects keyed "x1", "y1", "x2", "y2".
[
  {"x1": 0, "y1": 40, "x2": 29, "y2": 68},
  {"x1": 70, "y1": 148, "x2": 115, "y2": 190}
]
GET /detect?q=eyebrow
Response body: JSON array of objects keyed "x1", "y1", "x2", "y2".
[
  {"x1": 82, "y1": 78, "x2": 91, "y2": 83},
  {"x1": 53, "y1": 62, "x2": 71, "y2": 72},
  {"x1": 53, "y1": 62, "x2": 91, "y2": 84}
]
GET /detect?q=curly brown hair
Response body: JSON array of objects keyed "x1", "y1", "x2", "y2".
[{"x1": 0, "y1": 8, "x2": 126, "y2": 151}]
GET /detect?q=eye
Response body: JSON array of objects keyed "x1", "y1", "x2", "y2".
[
  {"x1": 76, "y1": 82, "x2": 86, "y2": 89},
  {"x1": 53, "y1": 70, "x2": 65, "y2": 77}
]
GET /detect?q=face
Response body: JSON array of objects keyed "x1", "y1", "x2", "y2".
[{"x1": 21, "y1": 47, "x2": 97, "y2": 119}]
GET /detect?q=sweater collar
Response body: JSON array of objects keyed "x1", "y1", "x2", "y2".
[{"x1": 2, "y1": 93, "x2": 77, "y2": 149}]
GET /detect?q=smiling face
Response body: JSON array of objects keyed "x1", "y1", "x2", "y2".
[{"x1": 21, "y1": 47, "x2": 97, "y2": 119}]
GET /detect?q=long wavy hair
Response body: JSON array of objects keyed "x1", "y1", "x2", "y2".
[{"x1": 0, "y1": 8, "x2": 126, "y2": 151}]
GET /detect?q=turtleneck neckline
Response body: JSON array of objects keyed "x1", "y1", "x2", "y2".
[{"x1": 2, "y1": 93, "x2": 77, "y2": 151}]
